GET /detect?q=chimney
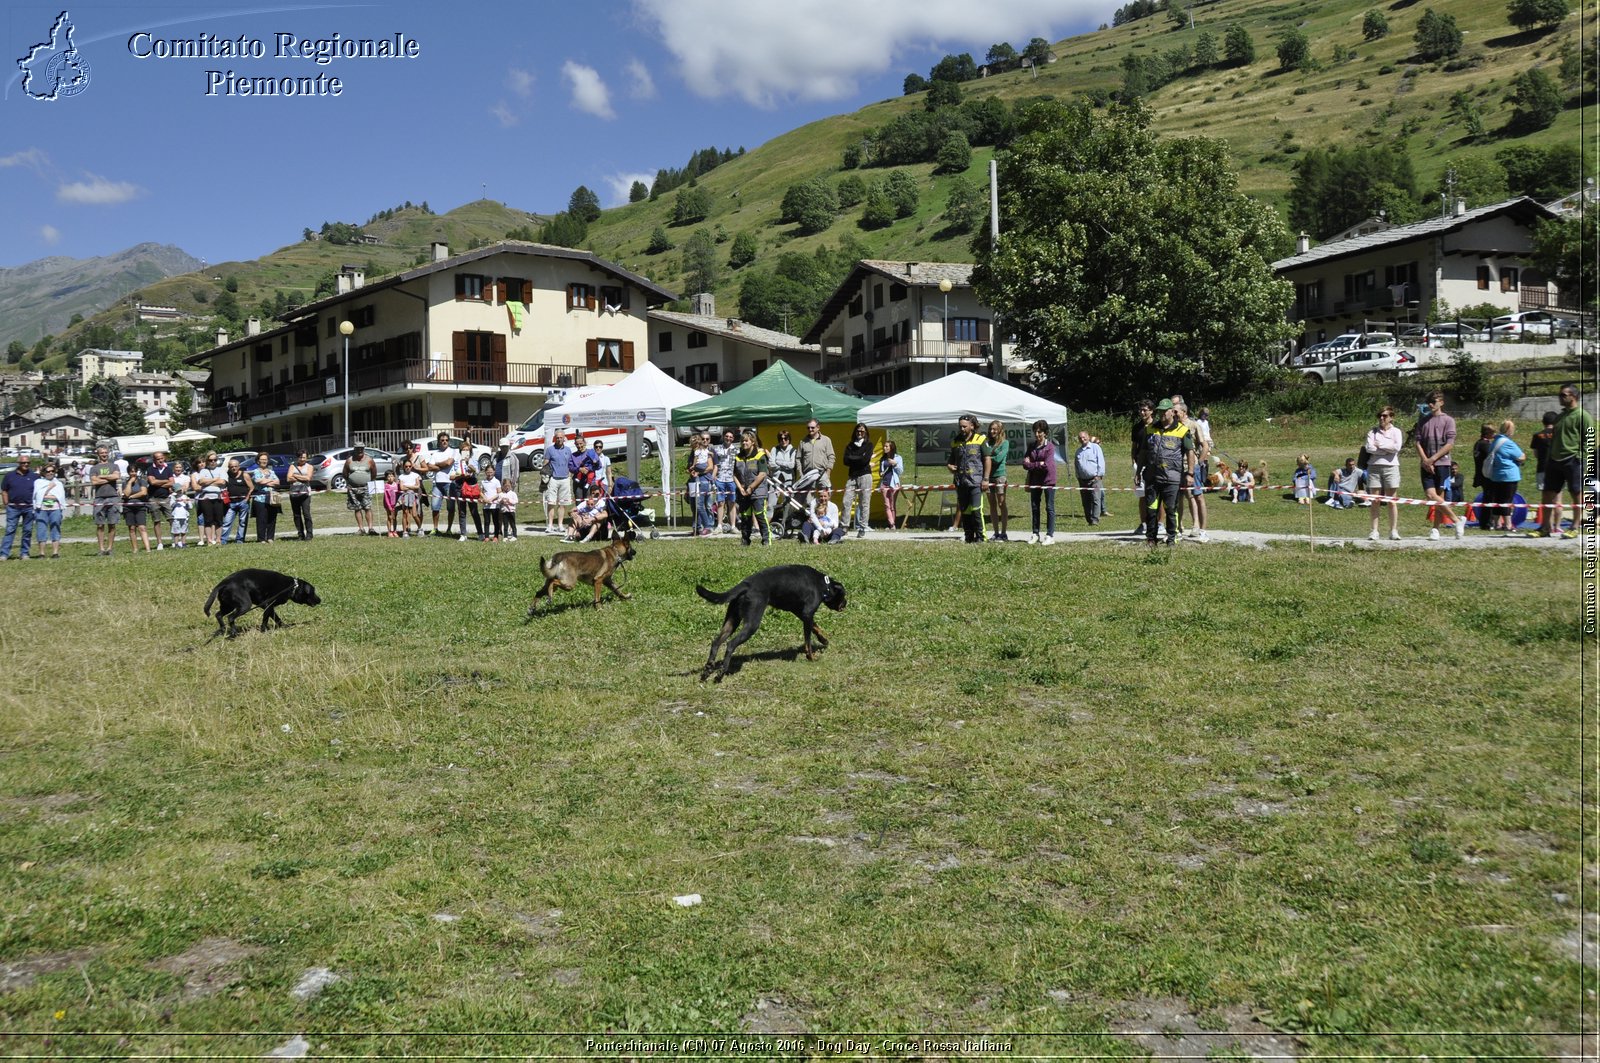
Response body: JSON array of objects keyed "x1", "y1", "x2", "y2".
[
  {"x1": 215, "y1": 327, "x2": 229, "y2": 347},
  {"x1": 431, "y1": 241, "x2": 449, "y2": 262},
  {"x1": 906, "y1": 262, "x2": 918, "y2": 278},
  {"x1": 693, "y1": 292, "x2": 715, "y2": 316},
  {"x1": 727, "y1": 317, "x2": 740, "y2": 332},
  {"x1": 1296, "y1": 232, "x2": 1310, "y2": 254},
  {"x1": 246, "y1": 316, "x2": 261, "y2": 336},
  {"x1": 1454, "y1": 198, "x2": 1467, "y2": 217}
]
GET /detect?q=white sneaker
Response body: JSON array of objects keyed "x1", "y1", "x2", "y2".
[
  {"x1": 1428, "y1": 528, "x2": 1440, "y2": 541},
  {"x1": 1453, "y1": 521, "x2": 1464, "y2": 539},
  {"x1": 1194, "y1": 530, "x2": 1209, "y2": 543},
  {"x1": 1041, "y1": 535, "x2": 1055, "y2": 546},
  {"x1": 156, "y1": 543, "x2": 164, "y2": 551},
  {"x1": 459, "y1": 534, "x2": 468, "y2": 542},
  {"x1": 1389, "y1": 531, "x2": 1402, "y2": 541},
  {"x1": 1028, "y1": 533, "x2": 1040, "y2": 545},
  {"x1": 1368, "y1": 530, "x2": 1379, "y2": 541}
]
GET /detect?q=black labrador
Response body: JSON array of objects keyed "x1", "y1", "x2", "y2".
[
  {"x1": 696, "y1": 564, "x2": 847, "y2": 681},
  {"x1": 204, "y1": 568, "x2": 321, "y2": 638}
]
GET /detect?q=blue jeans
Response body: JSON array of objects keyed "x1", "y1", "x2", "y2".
[
  {"x1": 693, "y1": 475, "x2": 715, "y2": 532},
  {"x1": 34, "y1": 509, "x2": 63, "y2": 542},
  {"x1": 2, "y1": 504, "x2": 33, "y2": 557},
  {"x1": 223, "y1": 499, "x2": 249, "y2": 542}
]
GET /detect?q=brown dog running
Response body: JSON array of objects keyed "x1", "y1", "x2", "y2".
[{"x1": 528, "y1": 533, "x2": 637, "y2": 613}]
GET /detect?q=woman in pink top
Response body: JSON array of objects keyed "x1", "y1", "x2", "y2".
[{"x1": 1365, "y1": 405, "x2": 1405, "y2": 541}]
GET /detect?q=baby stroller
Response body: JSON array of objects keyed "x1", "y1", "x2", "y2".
[
  {"x1": 770, "y1": 468, "x2": 823, "y2": 540},
  {"x1": 607, "y1": 475, "x2": 659, "y2": 539}
]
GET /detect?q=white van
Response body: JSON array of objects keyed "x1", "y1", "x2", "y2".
[{"x1": 499, "y1": 391, "x2": 662, "y2": 470}]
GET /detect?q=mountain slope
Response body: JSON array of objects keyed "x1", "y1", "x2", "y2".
[{"x1": 0, "y1": 243, "x2": 203, "y2": 349}]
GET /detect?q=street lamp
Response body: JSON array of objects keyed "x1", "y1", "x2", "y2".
[
  {"x1": 938, "y1": 278, "x2": 953, "y2": 377},
  {"x1": 338, "y1": 319, "x2": 354, "y2": 448}
]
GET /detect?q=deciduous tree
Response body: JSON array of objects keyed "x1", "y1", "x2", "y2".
[
  {"x1": 1508, "y1": 0, "x2": 1569, "y2": 30},
  {"x1": 1506, "y1": 67, "x2": 1564, "y2": 133},
  {"x1": 934, "y1": 131, "x2": 972, "y2": 174},
  {"x1": 728, "y1": 229, "x2": 759, "y2": 269},
  {"x1": 972, "y1": 101, "x2": 1295, "y2": 409},
  {"x1": 1224, "y1": 26, "x2": 1255, "y2": 65},
  {"x1": 1277, "y1": 30, "x2": 1311, "y2": 72},
  {"x1": 780, "y1": 178, "x2": 838, "y2": 235},
  {"x1": 942, "y1": 178, "x2": 984, "y2": 232},
  {"x1": 1362, "y1": 9, "x2": 1388, "y2": 40},
  {"x1": 1415, "y1": 9, "x2": 1463, "y2": 60}
]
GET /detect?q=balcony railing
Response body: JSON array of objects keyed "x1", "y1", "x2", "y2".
[
  {"x1": 202, "y1": 358, "x2": 585, "y2": 428},
  {"x1": 822, "y1": 341, "x2": 989, "y2": 381}
]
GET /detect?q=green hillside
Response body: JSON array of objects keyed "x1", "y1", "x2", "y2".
[{"x1": 21, "y1": 0, "x2": 1584, "y2": 374}]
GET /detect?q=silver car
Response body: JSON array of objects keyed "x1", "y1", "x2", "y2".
[{"x1": 310, "y1": 446, "x2": 396, "y2": 490}]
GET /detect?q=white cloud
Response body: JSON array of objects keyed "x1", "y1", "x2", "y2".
[
  {"x1": 57, "y1": 174, "x2": 141, "y2": 205},
  {"x1": 562, "y1": 61, "x2": 615, "y2": 119},
  {"x1": 632, "y1": 0, "x2": 1090, "y2": 106},
  {"x1": 602, "y1": 171, "x2": 658, "y2": 206},
  {"x1": 39, "y1": 224, "x2": 60, "y2": 245},
  {"x1": 1, "y1": 147, "x2": 49, "y2": 169},
  {"x1": 490, "y1": 100, "x2": 520, "y2": 128},
  {"x1": 626, "y1": 58, "x2": 656, "y2": 100},
  {"x1": 506, "y1": 67, "x2": 534, "y2": 98}
]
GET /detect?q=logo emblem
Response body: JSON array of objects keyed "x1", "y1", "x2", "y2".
[{"x1": 18, "y1": 11, "x2": 91, "y2": 101}]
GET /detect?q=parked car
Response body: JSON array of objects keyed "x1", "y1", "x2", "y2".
[
  {"x1": 1301, "y1": 346, "x2": 1418, "y2": 383},
  {"x1": 310, "y1": 446, "x2": 397, "y2": 490},
  {"x1": 1401, "y1": 323, "x2": 1490, "y2": 345},
  {"x1": 1488, "y1": 310, "x2": 1580, "y2": 338},
  {"x1": 501, "y1": 406, "x2": 662, "y2": 470},
  {"x1": 214, "y1": 450, "x2": 294, "y2": 482}
]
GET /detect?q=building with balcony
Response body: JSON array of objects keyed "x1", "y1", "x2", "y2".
[
  {"x1": 802, "y1": 260, "x2": 1019, "y2": 395},
  {"x1": 1273, "y1": 196, "x2": 1562, "y2": 345},
  {"x1": 4, "y1": 408, "x2": 93, "y2": 452},
  {"x1": 649, "y1": 295, "x2": 822, "y2": 395},
  {"x1": 119, "y1": 371, "x2": 206, "y2": 434},
  {"x1": 186, "y1": 242, "x2": 676, "y2": 454},
  {"x1": 78, "y1": 348, "x2": 143, "y2": 385}
]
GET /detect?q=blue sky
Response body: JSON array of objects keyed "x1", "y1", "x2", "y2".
[{"x1": 2, "y1": 1, "x2": 1116, "y2": 269}]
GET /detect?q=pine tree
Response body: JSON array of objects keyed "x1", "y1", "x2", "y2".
[{"x1": 1415, "y1": 9, "x2": 1463, "y2": 60}]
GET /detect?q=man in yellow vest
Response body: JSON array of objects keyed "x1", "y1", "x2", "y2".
[
  {"x1": 946, "y1": 414, "x2": 993, "y2": 544},
  {"x1": 1142, "y1": 399, "x2": 1195, "y2": 546}
]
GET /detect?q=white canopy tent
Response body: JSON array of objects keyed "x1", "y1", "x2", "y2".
[
  {"x1": 855, "y1": 371, "x2": 1068, "y2": 427},
  {"x1": 542, "y1": 361, "x2": 707, "y2": 524}
]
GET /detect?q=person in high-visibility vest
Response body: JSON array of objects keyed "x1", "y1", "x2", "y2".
[
  {"x1": 1142, "y1": 399, "x2": 1194, "y2": 546},
  {"x1": 946, "y1": 414, "x2": 993, "y2": 544}
]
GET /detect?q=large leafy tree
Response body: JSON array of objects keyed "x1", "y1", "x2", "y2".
[
  {"x1": 1224, "y1": 26, "x2": 1255, "y2": 66},
  {"x1": 1415, "y1": 9, "x2": 1463, "y2": 60},
  {"x1": 1507, "y1": 67, "x2": 1564, "y2": 133},
  {"x1": 779, "y1": 178, "x2": 838, "y2": 235},
  {"x1": 971, "y1": 101, "x2": 1295, "y2": 409},
  {"x1": 1362, "y1": 9, "x2": 1389, "y2": 39},
  {"x1": 1277, "y1": 30, "x2": 1311, "y2": 72},
  {"x1": 1508, "y1": 0, "x2": 1569, "y2": 30},
  {"x1": 1531, "y1": 211, "x2": 1597, "y2": 310}
]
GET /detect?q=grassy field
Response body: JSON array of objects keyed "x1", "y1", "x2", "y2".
[{"x1": 0, "y1": 431, "x2": 1591, "y2": 1059}]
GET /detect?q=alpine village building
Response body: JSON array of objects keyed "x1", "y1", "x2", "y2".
[{"x1": 187, "y1": 242, "x2": 676, "y2": 454}]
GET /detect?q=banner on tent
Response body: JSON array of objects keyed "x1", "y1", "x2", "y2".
[{"x1": 912, "y1": 423, "x2": 1069, "y2": 467}]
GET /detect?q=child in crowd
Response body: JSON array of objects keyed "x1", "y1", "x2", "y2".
[
  {"x1": 499, "y1": 487, "x2": 518, "y2": 542},
  {"x1": 382, "y1": 470, "x2": 400, "y2": 537},
  {"x1": 397, "y1": 461, "x2": 421, "y2": 538},
  {"x1": 1230, "y1": 460, "x2": 1255, "y2": 503},
  {"x1": 480, "y1": 466, "x2": 502, "y2": 542},
  {"x1": 169, "y1": 494, "x2": 191, "y2": 548},
  {"x1": 1292, "y1": 454, "x2": 1317, "y2": 504}
]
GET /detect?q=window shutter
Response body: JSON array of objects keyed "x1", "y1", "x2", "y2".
[
  {"x1": 620, "y1": 287, "x2": 631, "y2": 310},
  {"x1": 491, "y1": 333, "x2": 507, "y2": 360},
  {"x1": 977, "y1": 320, "x2": 991, "y2": 342},
  {"x1": 452, "y1": 331, "x2": 468, "y2": 359},
  {"x1": 1477, "y1": 266, "x2": 1490, "y2": 290},
  {"x1": 455, "y1": 276, "x2": 466, "y2": 301},
  {"x1": 586, "y1": 338, "x2": 599, "y2": 370},
  {"x1": 522, "y1": 281, "x2": 533, "y2": 304},
  {"x1": 621, "y1": 341, "x2": 635, "y2": 371},
  {"x1": 566, "y1": 283, "x2": 577, "y2": 308},
  {"x1": 585, "y1": 293, "x2": 597, "y2": 311}
]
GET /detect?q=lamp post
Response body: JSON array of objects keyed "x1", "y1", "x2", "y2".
[
  {"x1": 938, "y1": 278, "x2": 953, "y2": 377},
  {"x1": 338, "y1": 320, "x2": 354, "y2": 448}
]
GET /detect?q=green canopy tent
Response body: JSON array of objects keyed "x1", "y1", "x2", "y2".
[
  {"x1": 670, "y1": 361, "x2": 869, "y2": 427},
  {"x1": 672, "y1": 360, "x2": 876, "y2": 525}
]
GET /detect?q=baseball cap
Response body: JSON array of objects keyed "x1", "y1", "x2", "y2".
[{"x1": 1155, "y1": 399, "x2": 1174, "y2": 411}]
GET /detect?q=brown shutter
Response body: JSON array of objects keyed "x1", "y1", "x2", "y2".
[
  {"x1": 566, "y1": 283, "x2": 577, "y2": 308},
  {"x1": 620, "y1": 287, "x2": 631, "y2": 310},
  {"x1": 455, "y1": 276, "x2": 466, "y2": 301},
  {"x1": 621, "y1": 340, "x2": 635, "y2": 371},
  {"x1": 1477, "y1": 266, "x2": 1490, "y2": 290},
  {"x1": 586, "y1": 338, "x2": 599, "y2": 370},
  {"x1": 977, "y1": 320, "x2": 991, "y2": 342},
  {"x1": 452, "y1": 331, "x2": 468, "y2": 359},
  {"x1": 585, "y1": 293, "x2": 597, "y2": 311},
  {"x1": 522, "y1": 281, "x2": 533, "y2": 304}
]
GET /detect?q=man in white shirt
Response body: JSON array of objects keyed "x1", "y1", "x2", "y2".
[{"x1": 425, "y1": 431, "x2": 459, "y2": 537}]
